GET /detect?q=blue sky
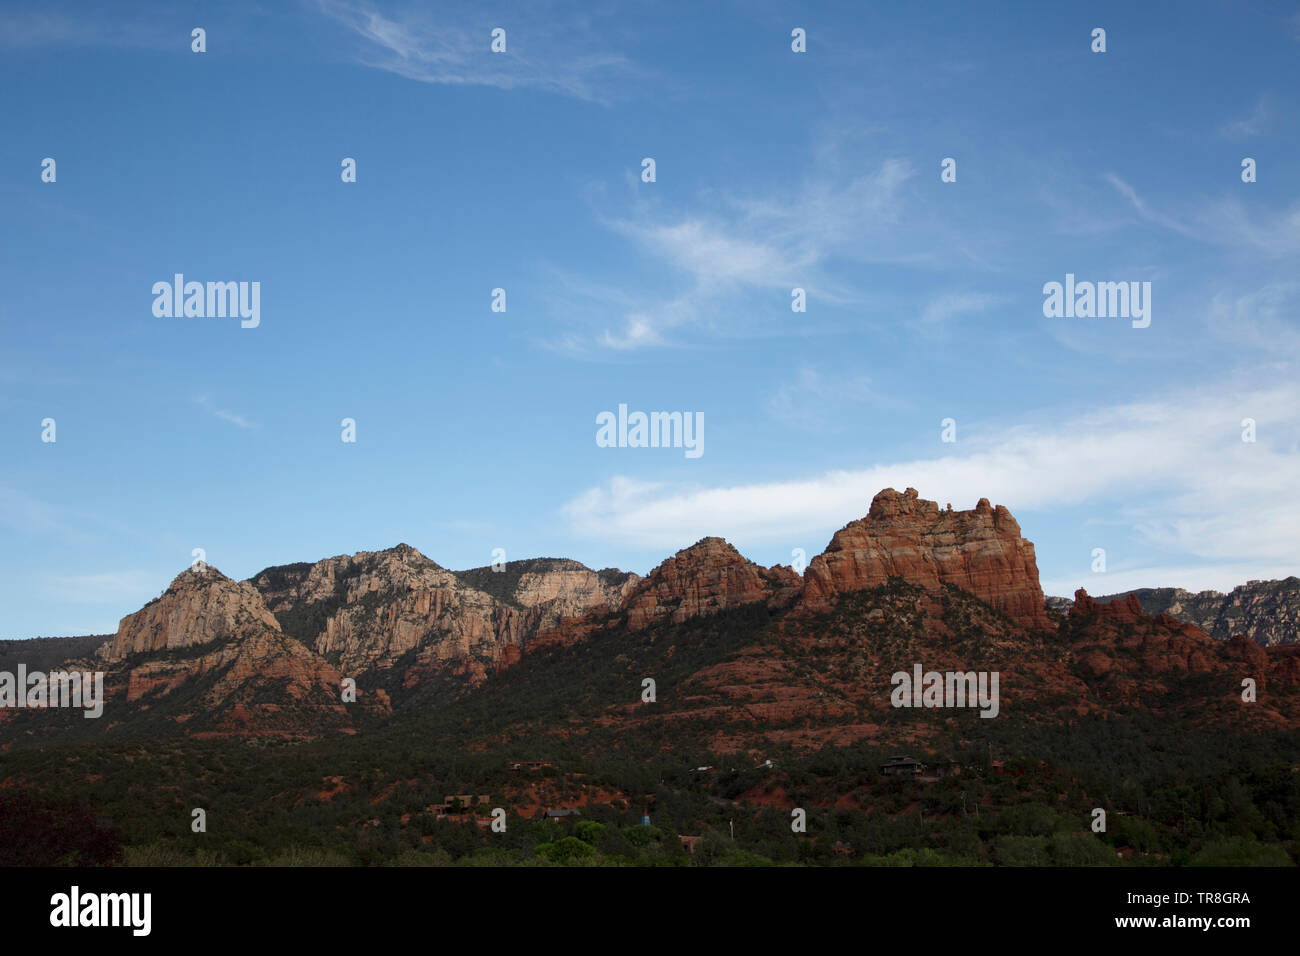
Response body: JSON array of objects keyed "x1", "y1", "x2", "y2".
[{"x1": 2, "y1": 0, "x2": 1299, "y2": 637}]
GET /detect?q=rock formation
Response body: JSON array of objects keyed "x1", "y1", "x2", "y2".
[
  {"x1": 1067, "y1": 588, "x2": 1299, "y2": 694},
  {"x1": 17, "y1": 487, "x2": 1293, "y2": 747},
  {"x1": 90, "y1": 565, "x2": 382, "y2": 734},
  {"x1": 1067, "y1": 588, "x2": 1220, "y2": 678},
  {"x1": 97, "y1": 565, "x2": 279, "y2": 662},
  {"x1": 622, "y1": 537, "x2": 801, "y2": 631},
  {"x1": 802, "y1": 488, "x2": 1053, "y2": 631},
  {"x1": 251, "y1": 546, "x2": 639, "y2": 681},
  {"x1": 1051, "y1": 578, "x2": 1300, "y2": 646}
]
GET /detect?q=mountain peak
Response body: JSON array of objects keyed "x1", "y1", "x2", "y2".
[
  {"x1": 623, "y1": 537, "x2": 799, "y2": 631},
  {"x1": 806, "y1": 488, "x2": 1051, "y2": 630},
  {"x1": 867, "y1": 487, "x2": 933, "y2": 520},
  {"x1": 98, "y1": 566, "x2": 280, "y2": 663},
  {"x1": 385, "y1": 542, "x2": 425, "y2": 558},
  {"x1": 167, "y1": 563, "x2": 232, "y2": 590},
  {"x1": 676, "y1": 536, "x2": 746, "y2": 563}
]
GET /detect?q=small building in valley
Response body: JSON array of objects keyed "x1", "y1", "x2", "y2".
[
  {"x1": 880, "y1": 755, "x2": 925, "y2": 776},
  {"x1": 507, "y1": 761, "x2": 553, "y2": 771},
  {"x1": 539, "y1": 808, "x2": 582, "y2": 822}
]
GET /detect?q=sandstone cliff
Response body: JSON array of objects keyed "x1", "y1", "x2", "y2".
[
  {"x1": 1066, "y1": 588, "x2": 1299, "y2": 703},
  {"x1": 251, "y1": 547, "x2": 640, "y2": 684},
  {"x1": 453, "y1": 558, "x2": 640, "y2": 632},
  {"x1": 97, "y1": 565, "x2": 280, "y2": 662},
  {"x1": 802, "y1": 488, "x2": 1053, "y2": 631},
  {"x1": 90, "y1": 565, "x2": 382, "y2": 735},
  {"x1": 622, "y1": 537, "x2": 801, "y2": 631},
  {"x1": 1058, "y1": 578, "x2": 1300, "y2": 646}
]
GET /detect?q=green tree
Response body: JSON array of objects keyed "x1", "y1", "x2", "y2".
[{"x1": 535, "y1": 836, "x2": 597, "y2": 864}]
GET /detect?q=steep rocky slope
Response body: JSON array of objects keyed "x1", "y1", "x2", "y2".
[
  {"x1": 250, "y1": 547, "x2": 639, "y2": 686},
  {"x1": 1053, "y1": 579, "x2": 1300, "y2": 647},
  {"x1": 452, "y1": 557, "x2": 639, "y2": 619},
  {"x1": 802, "y1": 488, "x2": 1053, "y2": 630},
  {"x1": 463, "y1": 580, "x2": 1300, "y2": 763},
  {"x1": 622, "y1": 537, "x2": 800, "y2": 631},
  {"x1": 1062, "y1": 588, "x2": 1299, "y2": 723},
  {"x1": 98, "y1": 565, "x2": 280, "y2": 662},
  {"x1": 38, "y1": 566, "x2": 387, "y2": 739}
]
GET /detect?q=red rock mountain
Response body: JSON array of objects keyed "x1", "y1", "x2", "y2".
[
  {"x1": 89, "y1": 565, "x2": 383, "y2": 736},
  {"x1": 250, "y1": 546, "x2": 639, "y2": 684},
  {"x1": 622, "y1": 537, "x2": 801, "y2": 631},
  {"x1": 802, "y1": 488, "x2": 1053, "y2": 631},
  {"x1": 1068, "y1": 589, "x2": 1221, "y2": 682},
  {"x1": 1068, "y1": 588, "x2": 1300, "y2": 696},
  {"x1": 98, "y1": 565, "x2": 280, "y2": 662},
  {"x1": 66, "y1": 489, "x2": 1060, "y2": 730},
  {"x1": 23, "y1": 486, "x2": 1297, "y2": 746},
  {"x1": 506, "y1": 579, "x2": 1300, "y2": 760}
]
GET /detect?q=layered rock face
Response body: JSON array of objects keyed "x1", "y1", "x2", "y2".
[
  {"x1": 119, "y1": 627, "x2": 363, "y2": 712},
  {"x1": 97, "y1": 565, "x2": 280, "y2": 662},
  {"x1": 453, "y1": 558, "x2": 640, "y2": 633},
  {"x1": 91, "y1": 566, "x2": 380, "y2": 734},
  {"x1": 1068, "y1": 589, "x2": 1220, "y2": 678},
  {"x1": 1067, "y1": 588, "x2": 1300, "y2": 693},
  {"x1": 623, "y1": 537, "x2": 801, "y2": 631},
  {"x1": 253, "y1": 545, "x2": 516, "y2": 675},
  {"x1": 251, "y1": 547, "x2": 640, "y2": 679},
  {"x1": 802, "y1": 488, "x2": 1053, "y2": 631},
  {"x1": 1065, "y1": 579, "x2": 1300, "y2": 647}
]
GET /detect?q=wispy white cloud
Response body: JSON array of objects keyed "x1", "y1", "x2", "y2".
[
  {"x1": 562, "y1": 376, "x2": 1300, "y2": 590},
  {"x1": 920, "y1": 292, "x2": 1003, "y2": 326},
  {"x1": 1218, "y1": 95, "x2": 1271, "y2": 138},
  {"x1": 315, "y1": 0, "x2": 640, "y2": 103},
  {"x1": 1206, "y1": 282, "x2": 1300, "y2": 356},
  {"x1": 567, "y1": 157, "x2": 917, "y2": 351},
  {"x1": 614, "y1": 219, "x2": 808, "y2": 290},
  {"x1": 0, "y1": 487, "x2": 141, "y2": 549},
  {"x1": 1103, "y1": 173, "x2": 1200, "y2": 239},
  {"x1": 0, "y1": 486, "x2": 82, "y2": 540},
  {"x1": 195, "y1": 396, "x2": 257, "y2": 430},
  {"x1": 1196, "y1": 196, "x2": 1300, "y2": 258},
  {"x1": 1101, "y1": 173, "x2": 1300, "y2": 258}
]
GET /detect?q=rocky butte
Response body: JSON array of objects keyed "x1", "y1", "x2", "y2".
[
  {"x1": 802, "y1": 487, "x2": 1054, "y2": 631},
  {"x1": 622, "y1": 537, "x2": 801, "y2": 631}
]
